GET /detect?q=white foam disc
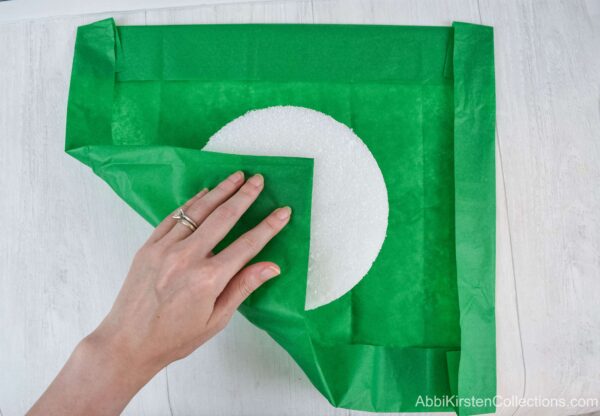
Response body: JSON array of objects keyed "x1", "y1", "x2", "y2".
[{"x1": 204, "y1": 106, "x2": 388, "y2": 310}]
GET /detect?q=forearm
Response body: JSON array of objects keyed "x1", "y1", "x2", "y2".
[{"x1": 27, "y1": 334, "x2": 158, "y2": 416}]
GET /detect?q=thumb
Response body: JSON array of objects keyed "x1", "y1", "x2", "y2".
[{"x1": 209, "y1": 262, "x2": 280, "y2": 329}]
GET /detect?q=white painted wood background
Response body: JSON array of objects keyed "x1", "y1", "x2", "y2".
[
  {"x1": 0, "y1": 0, "x2": 268, "y2": 23},
  {"x1": 1, "y1": 1, "x2": 599, "y2": 415}
]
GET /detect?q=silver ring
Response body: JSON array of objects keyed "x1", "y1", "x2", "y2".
[{"x1": 172, "y1": 208, "x2": 198, "y2": 232}]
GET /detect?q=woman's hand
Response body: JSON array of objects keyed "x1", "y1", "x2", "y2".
[
  {"x1": 28, "y1": 171, "x2": 291, "y2": 416},
  {"x1": 93, "y1": 170, "x2": 290, "y2": 373}
]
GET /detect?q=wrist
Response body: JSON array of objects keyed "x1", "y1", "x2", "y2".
[
  {"x1": 72, "y1": 332, "x2": 158, "y2": 408},
  {"x1": 59, "y1": 333, "x2": 158, "y2": 415},
  {"x1": 28, "y1": 333, "x2": 160, "y2": 416},
  {"x1": 78, "y1": 330, "x2": 161, "y2": 390}
]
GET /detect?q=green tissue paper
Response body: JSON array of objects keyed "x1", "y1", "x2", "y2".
[{"x1": 66, "y1": 19, "x2": 496, "y2": 415}]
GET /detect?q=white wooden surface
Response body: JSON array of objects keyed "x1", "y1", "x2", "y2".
[
  {"x1": 0, "y1": 0, "x2": 270, "y2": 23},
  {"x1": 0, "y1": 1, "x2": 599, "y2": 415}
]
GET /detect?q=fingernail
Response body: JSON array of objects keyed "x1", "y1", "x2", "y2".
[
  {"x1": 228, "y1": 171, "x2": 244, "y2": 184},
  {"x1": 275, "y1": 206, "x2": 292, "y2": 220},
  {"x1": 260, "y1": 265, "x2": 281, "y2": 280},
  {"x1": 248, "y1": 174, "x2": 264, "y2": 188}
]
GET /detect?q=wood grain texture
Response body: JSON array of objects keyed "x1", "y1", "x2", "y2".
[
  {"x1": 0, "y1": 0, "x2": 598, "y2": 415},
  {"x1": 0, "y1": 0, "x2": 289, "y2": 23},
  {"x1": 479, "y1": 1, "x2": 600, "y2": 415}
]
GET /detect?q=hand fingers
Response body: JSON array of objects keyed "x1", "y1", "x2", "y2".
[
  {"x1": 148, "y1": 188, "x2": 208, "y2": 243},
  {"x1": 188, "y1": 174, "x2": 265, "y2": 255},
  {"x1": 212, "y1": 207, "x2": 291, "y2": 284},
  {"x1": 162, "y1": 171, "x2": 245, "y2": 245},
  {"x1": 208, "y1": 262, "x2": 280, "y2": 330}
]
